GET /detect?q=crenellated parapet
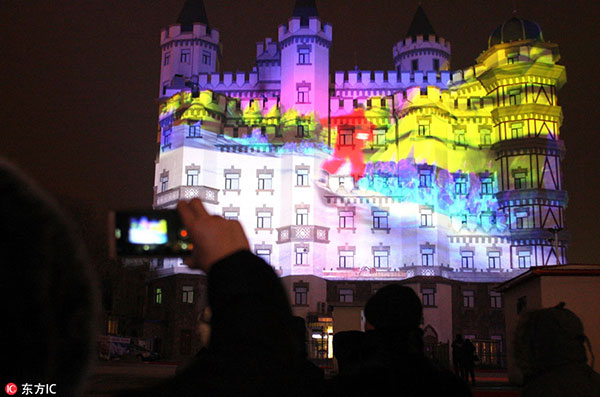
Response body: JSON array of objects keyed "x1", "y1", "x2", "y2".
[
  {"x1": 277, "y1": 16, "x2": 333, "y2": 48},
  {"x1": 393, "y1": 34, "x2": 451, "y2": 73}
]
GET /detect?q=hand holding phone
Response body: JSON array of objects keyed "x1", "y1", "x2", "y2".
[{"x1": 177, "y1": 199, "x2": 249, "y2": 273}]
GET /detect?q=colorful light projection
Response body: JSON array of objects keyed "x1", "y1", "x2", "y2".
[{"x1": 157, "y1": 88, "x2": 515, "y2": 231}]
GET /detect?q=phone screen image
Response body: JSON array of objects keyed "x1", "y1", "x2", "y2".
[
  {"x1": 111, "y1": 210, "x2": 191, "y2": 257},
  {"x1": 128, "y1": 217, "x2": 168, "y2": 245}
]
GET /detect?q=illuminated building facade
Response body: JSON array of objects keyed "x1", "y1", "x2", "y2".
[{"x1": 146, "y1": 0, "x2": 567, "y2": 360}]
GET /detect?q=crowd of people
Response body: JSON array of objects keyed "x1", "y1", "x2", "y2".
[{"x1": 2, "y1": 159, "x2": 600, "y2": 396}]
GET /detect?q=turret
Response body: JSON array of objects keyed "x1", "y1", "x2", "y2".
[
  {"x1": 393, "y1": 6, "x2": 450, "y2": 74},
  {"x1": 159, "y1": 0, "x2": 221, "y2": 97},
  {"x1": 479, "y1": 17, "x2": 568, "y2": 267},
  {"x1": 278, "y1": 0, "x2": 332, "y2": 119}
]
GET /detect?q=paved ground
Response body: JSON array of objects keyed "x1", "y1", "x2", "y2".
[{"x1": 83, "y1": 360, "x2": 522, "y2": 396}]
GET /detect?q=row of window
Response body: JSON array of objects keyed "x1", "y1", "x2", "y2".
[
  {"x1": 255, "y1": 245, "x2": 513, "y2": 270},
  {"x1": 154, "y1": 286, "x2": 195, "y2": 305},
  {"x1": 293, "y1": 285, "x2": 502, "y2": 308},
  {"x1": 163, "y1": 49, "x2": 212, "y2": 66}
]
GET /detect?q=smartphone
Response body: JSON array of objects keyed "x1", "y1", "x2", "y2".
[{"x1": 109, "y1": 210, "x2": 192, "y2": 257}]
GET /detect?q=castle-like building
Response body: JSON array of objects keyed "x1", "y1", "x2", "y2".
[{"x1": 145, "y1": 0, "x2": 567, "y2": 361}]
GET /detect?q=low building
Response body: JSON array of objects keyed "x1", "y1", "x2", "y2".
[{"x1": 496, "y1": 264, "x2": 600, "y2": 383}]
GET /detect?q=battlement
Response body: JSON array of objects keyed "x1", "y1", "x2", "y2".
[
  {"x1": 278, "y1": 16, "x2": 333, "y2": 44},
  {"x1": 256, "y1": 37, "x2": 279, "y2": 60},
  {"x1": 160, "y1": 22, "x2": 220, "y2": 46},
  {"x1": 393, "y1": 34, "x2": 451, "y2": 57},
  {"x1": 334, "y1": 70, "x2": 451, "y2": 90}
]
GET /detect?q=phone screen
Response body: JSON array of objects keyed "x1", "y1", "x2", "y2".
[{"x1": 111, "y1": 210, "x2": 192, "y2": 257}]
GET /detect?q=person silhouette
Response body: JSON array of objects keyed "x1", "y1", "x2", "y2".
[
  {"x1": 514, "y1": 303, "x2": 600, "y2": 397},
  {"x1": 0, "y1": 159, "x2": 99, "y2": 396},
  {"x1": 452, "y1": 334, "x2": 465, "y2": 378},
  {"x1": 326, "y1": 284, "x2": 471, "y2": 396}
]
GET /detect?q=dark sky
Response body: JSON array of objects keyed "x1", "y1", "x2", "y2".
[{"x1": 2, "y1": 0, "x2": 599, "y2": 263}]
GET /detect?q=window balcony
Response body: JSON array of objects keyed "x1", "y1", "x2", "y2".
[
  {"x1": 276, "y1": 225, "x2": 330, "y2": 244},
  {"x1": 154, "y1": 185, "x2": 219, "y2": 208}
]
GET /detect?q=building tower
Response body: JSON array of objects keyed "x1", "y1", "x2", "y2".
[
  {"x1": 392, "y1": 6, "x2": 451, "y2": 73},
  {"x1": 158, "y1": 0, "x2": 220, "y2": 97},
  {"x1": 479, "y1": 17, "x2": 567, "y2": 267},
  {"x1": 278, "y1": 0, "x2": 332, "y2": 119}
]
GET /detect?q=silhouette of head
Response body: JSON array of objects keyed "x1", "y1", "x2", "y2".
[
  {"x1": 0, "y1": 160, "x2": 98, "y2": 395},
  {"x1": 364, "y1": 284, "x2": 422, "y2": 332},
  {"x1": 515, "y1": 302, "x2": 591, "y2": 379}
]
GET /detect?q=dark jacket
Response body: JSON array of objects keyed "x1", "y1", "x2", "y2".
[
  {"x1": 119, "y1": 251, "x2": 308, "y2": 396},
  {"x1": 327, "y1": 329, "x2": 471, "y2": 396}
]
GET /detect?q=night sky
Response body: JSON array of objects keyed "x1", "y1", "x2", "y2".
[{"x1": 2, "y1": 0, "x2": 599, "y2": 264}]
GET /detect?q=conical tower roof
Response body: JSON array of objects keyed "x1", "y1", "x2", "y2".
[
  {"x1": 177, "y1": 0, "x2": 210, "y2": 31},
  {"x1": 406, "y1": 6, "x2": 436, "y2": 38}
]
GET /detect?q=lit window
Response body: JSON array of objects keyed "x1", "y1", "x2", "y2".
[
  {"x1": 155, "y1": 288, "x2": 163, "y2": 305},
  {"x1": 339, "y1": 288, "x2": 354, "y2": 303},
  {"x1": 162, "y1": 128, "x2": 172, "y2": 150},
  {"x1": 490, "y1": 291, "x2": 502, "y2": 308},
  {"x1": 297, "y1": 46, "x2": 311, "y2": 65},
  {"x1": 421, "y1": 248, "x2": 434, "y2": 266},
  {"x1": 180, "y1": 49, "x2": 191, "y2": 63},
  {"x1": 182, "y1": 286, "x2": 194, "y2": 304},
  {"x1": 294, "y1": 286, "x2": 308, "y2": 305},
  {"x1": 480, "y1": 129, "x2": 491, "y2": 145},
  {"x1": 338, "y1": 129, "x2": 354, "y2": 146},
  {"x1": 339, "y1": 211, "x2": 354, "y2": 229},
  {"x1": 418, "y1": 123, "x2": 430, "y2": 136},
  {"x1": 297, "y1": 86, "x2": 310, "y2": 103},
  {"x1": 256, "y1": 212, "x2": 272, "y2": 229},
  {"x1": 186, "y1": 169, "x2": 199, "y2": 186},
  {"x1": 225, "y1": 173, "x2": 240, "y2": 190},
  {"x1": 481, "y1": 212, "x2": 497, "y2": 227},
  {"x1": 461, "y1": 251, "x2": 474, "y2": 269},
  {"x1": 296, "y1": 168, "x2": 309, "y2": 186},
  {"x1": 518, "y1": 251, "x2": 531, "y2": 269},
  {"x1": 463, "y1": 290, "x2": 475, "y2": 308},
  {"x1": 510, "y1": 123, "x2": 523, "y2": 139},
  {"x1": 295, "y1": 247, "x2": 308, "y2": 265},
  {"x1": 188, "y1": 124, "x2": 202, "y2": 138},
  {"x1": 373, "y1": 211, "x2": 389, "y2": 230},
  {"x1": 202, "y1": 51, "x2": 211, "y2": 65},
  {"x1": 373, "y1": 129, "x2": 386, "y2": 146},
  {"x1": 515, "y1": 210, "x2": 528, "y2": 229},
  {"x1": 514, "y1": 172, "x2": 527, "y2": 189},
  {"x1": 373, "y1": 250, "x2": 389, "y2": 268},
  {"x1": 296, "y1": 208, "x2": 309, "y2": 225},
  {"x1": 422, "y1": 288, "x2": 436, "y2": 307},
  {"x1": 296, "y1": 125, "x2": 307, "y2": 137},
  {"x1": 258, "y1": 173, "x2": 273, "y2": 190},
  {"x1": 256, "y1": 248, "x2": 271, "y2": 263},
  {"x1": 160, "y1": 176, "x2": 168, "y2": 193},
  {"x1": 163, "y1": 52, "x2": 170, "y2": 66},
  {"x1": 420, "y1": 207, "x2": 433, "y2": 227},
  {"x1": 454, "y1": 129, "x2": 466, "y2": 146},
  {"x1": 507, "y1": 53, "x2": 518, "y2": 64},
  {"x1": 508, "y1": 89, "x2": 521, "y2": 106},
  {"x1": 339, "y1": 251, "x2": 354, "y2": 268},
  {"x1": 223, "y1": 211, "x2": 239, "y2": 220},
  {"x1": 481, "y1": 177, "x2": 493, "y2": 195},
  {"x1": 488, "y1": 251, "x2": 501, "y2": 269},
  {"x1": 454, "y1": 175, "x2": 468, "y2": 195},
  {"x1": 419, "y1": 169, "x2": 432, "y2": 188}
]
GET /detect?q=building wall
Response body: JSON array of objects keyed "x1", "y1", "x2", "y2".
[{"x1": 540, "y1": 276, "x2": 600, "y2": 373}]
